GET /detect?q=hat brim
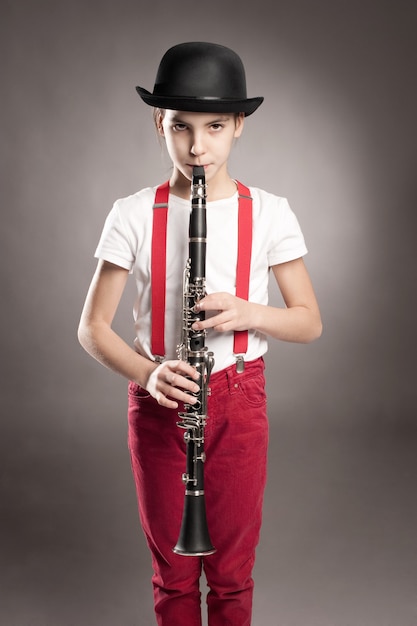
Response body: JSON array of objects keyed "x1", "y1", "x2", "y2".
[{"x1": 136, "y1": 86, "x2": 263, "y2": 116}]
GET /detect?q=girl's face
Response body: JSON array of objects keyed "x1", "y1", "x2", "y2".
[{"x1": 157, "y1": 110, "x2": 244, "y2": 195}]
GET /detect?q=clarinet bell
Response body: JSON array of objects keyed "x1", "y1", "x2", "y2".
[{"x1": 173, "y1": 493, "x2": 216, "y2": 556}]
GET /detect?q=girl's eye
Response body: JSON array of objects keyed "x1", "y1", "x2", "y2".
[
  {"x1": 210, "y1": 124, "x2": 223, "y2": 131},
  {"x1": 173, "y1": 123, "x2": 187, "y2": 131}
]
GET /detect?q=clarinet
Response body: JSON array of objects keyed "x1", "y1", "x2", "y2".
[{"x1": 173, "y1": 166, "x2": 216, "y2": 556}]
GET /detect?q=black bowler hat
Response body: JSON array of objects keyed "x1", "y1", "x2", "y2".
[{"x1": 136, "y1": 42, "x2": 263, "y2": 116}]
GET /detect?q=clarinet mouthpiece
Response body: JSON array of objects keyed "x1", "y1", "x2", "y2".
[{"x1": 193, "y1": 165, "x2": 205, "y2": 178}]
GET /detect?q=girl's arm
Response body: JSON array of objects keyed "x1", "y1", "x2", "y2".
[
  {"x1": 78, "y1": 259, "x2": 200, "y2": 408},
  {"x1": 192, "y1": 257, "x2": 322, "y2": 343}
]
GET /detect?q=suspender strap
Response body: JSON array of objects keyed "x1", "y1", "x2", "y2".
[
  {"x1": 234, "y1": 182, "x2": 252, "y2": 358},
  {"x1": 151, "y1": 180, "x2": 169, "y2": 359},
  {"x1": 150, "y1": 181, "x2": 253, "y2": 365}
]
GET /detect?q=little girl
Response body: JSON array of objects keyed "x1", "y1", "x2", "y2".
[{"x1": 78, "y1": 41, "x2": 322, "y2": 626}]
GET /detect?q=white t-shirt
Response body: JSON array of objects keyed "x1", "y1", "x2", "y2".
[{"x1": 95, "y1": 185, "x2": 308, "y2": 373}]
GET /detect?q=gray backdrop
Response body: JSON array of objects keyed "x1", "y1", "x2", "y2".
[{"x1": 1, "y1": 1, "x2": 416, "y2": 624}]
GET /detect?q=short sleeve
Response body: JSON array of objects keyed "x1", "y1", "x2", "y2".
[
  {"x1": 94, "y1": 201, "x2": 135, "y2": 270},
  {"x1": 266, "y1": 196, "x2": 308, "y2": 266}
]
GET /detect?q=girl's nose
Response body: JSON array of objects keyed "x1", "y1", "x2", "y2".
[{"x1": 190, "y1": 133, "x2": 206, "y2": 156}]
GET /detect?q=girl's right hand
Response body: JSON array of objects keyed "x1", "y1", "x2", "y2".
[{"x1": 145, "y1": 359, "x2": 201, "y2": 409}]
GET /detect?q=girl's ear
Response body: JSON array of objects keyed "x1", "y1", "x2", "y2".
[
  {"x1": 234, "y1": 112, "x2": 245, "y2": 138},
  {"x1": 155, "y1": 109, "x2": 165, "y2": 137}
]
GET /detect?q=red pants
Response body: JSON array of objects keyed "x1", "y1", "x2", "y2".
[{"x1": 128, "y1": 357, "x2": 269, "y2": 626}]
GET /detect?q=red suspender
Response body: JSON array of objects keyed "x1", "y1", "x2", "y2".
[
  {"x1": 151, "y1": 181, "x2": 253, "y2": 368},
  {"x1": 234, "y1": 182, "x2": 252, "y2": 367},
  {"x1": 151, "y1": 180, "x2": 169, "y2": 360}
]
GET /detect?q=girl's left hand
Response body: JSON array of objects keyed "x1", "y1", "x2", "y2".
[{"x1": 192, "y1": 293, "x2": 253, "y2": 333}]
